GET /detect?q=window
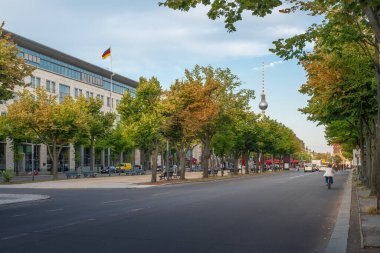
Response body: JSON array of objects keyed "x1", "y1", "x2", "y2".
[
  {"x1": 107, "y1": 97, "x2": 111, "y2": 107},
  {"x1": 78, "y1": 89, "x2": 82, "y2": 96},
  {"x1": 51, "y1": 81, "x2": 56, "y2": 94},
  {"x1": 90, "y1": 92, "x2": 93, "y2": 98},
  {"x1": 46, "y1": 80, "x2": 51, "y2": 92},
  {"x1": 31, "y1": 76, "x2": 35, "y2": 88},
  {"x1": 59, "y1": 84, "x2": 70, "y2": 103},
  {"x1": 36, "y1": 78, "x2": 41, "y2": 88},
  {"x1": 75, "y1": 88, "x2": 79, "y2": 98},
  {"x1": 86, "y1": 91, "x2": 90, "y2": 99}
]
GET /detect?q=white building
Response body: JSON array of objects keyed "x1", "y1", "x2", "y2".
[{"x1": 0, "y1": 30, "x2": 139, "y2": 174}]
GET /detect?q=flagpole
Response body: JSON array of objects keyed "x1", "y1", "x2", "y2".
[{"x1": 110, "y1": 46, "x2": 114, "y2": 112}]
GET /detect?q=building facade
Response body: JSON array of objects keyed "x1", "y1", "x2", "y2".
[{"x1": 0, "y1": 30, "x2": 138, "y2": 174}]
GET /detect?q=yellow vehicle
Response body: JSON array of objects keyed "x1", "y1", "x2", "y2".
[{"x1": 116, "y1": 163, "x2": 132, "y2": 172}]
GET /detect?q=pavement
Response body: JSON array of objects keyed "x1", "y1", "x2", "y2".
[
  {"x1": 325, "y1": 170, "x2": 352, "y2": 253},
  {"x1": 0, "y1": 171, "x2": 205, "y2": 189},
  {"x1": 356, "y1": 185, "x2": 380, "y2": 249},
  {"x1": 0, "y1": 171, "x2": 349, "y2": 253}
]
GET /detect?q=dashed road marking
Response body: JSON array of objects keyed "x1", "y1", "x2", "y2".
[
  {"x1": 12, "y1": 213, "x2": 27, "y2": 217},
  {"x1": 101, "y1": 198, "x2": 129, "y2": 204},
  {"x1": 47, "y1": 208, "x2": 63, "y2": 212},
  {"x1": 1, "y1": 233, "x2": 29, "y2": 240}
]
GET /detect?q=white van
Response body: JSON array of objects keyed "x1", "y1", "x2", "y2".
[{"x1": 304, "y1": 163, "x2": 313, "y2": 172}]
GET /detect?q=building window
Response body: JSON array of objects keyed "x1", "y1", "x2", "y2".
[
  {"x1": 51, "y1": 81, "x2": 56, "y2": 94},
  {"x1": 107, "y1": 97, "x2": 111, "y2": 107},
  {"x1": 59, "y1": 84, "x2": 70, "y2": 103},
  {"x1": 86, "y1": 91, "x2": 90, "y2": 99},
  {"x1": 75, "y1": 88, "x2": 79, "y2": 98},
  {"x1": 31, "y1": 76, "x2": 35, "y2": 88},
  {"x1": 46, "y1": 80, "x2": 51, "y2": 92},
  {"x1": 36, "y1": 77, "x2": 41, "y2": 88},
  {"x1": 90, "y1": 92, "x2": 93, "y2": 98}
]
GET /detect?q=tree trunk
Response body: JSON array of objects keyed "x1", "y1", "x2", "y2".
[
  {"x1": 233, "y1": 153, "x2": 239, "y2": 175},
  {"x1": 202, "y1": 140, "x2": 211, "y2": 178},
  {"x1": 245, "y1": 152, "x2": 249, "y2": 174},
  {"x1": 52, "y1": 142, "x2": 58, "y2": 180},
  {"x1": 90, "y1": 136, "x2": 95, "y2": 171},
  {"x1": 375, "y1": 38, "x2": 380, "y2": 201},
  {"x1": 151, "y1": 144, "x2": 159, "y2": 183},
  {"x1": 180, "y1": 148, "x2": 186, "y2": 180}
]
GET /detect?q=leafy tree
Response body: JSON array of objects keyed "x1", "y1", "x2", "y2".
[
  {"x1": 0, "y1": 24, "x2": 34, "y2": 100},
  {"x1": 6, "y1": 88, "x2": 86, "y2": 179},
  {"x1": 75, "y1": 97, "x2": 115, "y2": 171},
  {"x1": 118, "y1": 77, "x2": 163, "y2": 182}
]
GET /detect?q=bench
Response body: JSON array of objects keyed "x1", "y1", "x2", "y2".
[
  {"x1": 125, "y1": 170, "x2": 136, "y2": 176},
  {"x1": 208, "y1": 169, "x2": 219, "y2": 176},
  {"x1": 82, "y1": 171, "x2": 97, "y2": 178},
  {"x1": 159, "y1": 171, "x2": 173, "y2": 180},
  {"x1": 65, "y1": 171, "x2": 81, "y2": 179}
]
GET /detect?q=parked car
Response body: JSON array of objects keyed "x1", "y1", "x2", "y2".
[
  {"x1": 116, "y1": 163, "x2": 132, "y2": 173},
  {"x1": 100, "y1": 166, "x2": 116, "y2": 174},
  {"x1": 304, "y1": 163, "x2": 314, "y2": 172},
  {"x1": 319, "y1": 165, "x2": 327, "y2": 172}
]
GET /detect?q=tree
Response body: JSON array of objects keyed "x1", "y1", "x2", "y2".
[
  {"x1": 75, "y1": 97, "x2": 115, "y2": 171},
  {"x1": 0, "y1": 24, "x2": 34, "y2": 100},
  {"x1": 6, "y1": 88, "x2": 86, "y2": 179},
  {"x1": 118, "y1": 77, "x2": 163, "y2": 182}
]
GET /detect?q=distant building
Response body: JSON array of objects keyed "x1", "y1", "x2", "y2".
[
  {"x1": 332, "y1": 144, "x2": 342, "y2": 155},
  {"x1": 0, "y1": 30, "x2": 138, "y2": 173}
]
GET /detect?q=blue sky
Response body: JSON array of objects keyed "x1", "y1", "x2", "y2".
[{"x1": 1, "y1": 0, "x2": 331, "y2": 153}]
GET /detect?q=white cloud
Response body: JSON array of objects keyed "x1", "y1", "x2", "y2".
[{"x1": 252, "y1": 61, "x2": 283, "y2": 71}]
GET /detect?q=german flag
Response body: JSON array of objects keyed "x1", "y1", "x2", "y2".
[{"x1": 102, "y1": 48, "x2": 111, "y2": 60}]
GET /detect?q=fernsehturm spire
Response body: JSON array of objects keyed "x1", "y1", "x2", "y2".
[{"x1": 259, "y1": 62, "x2": 268, "y2": 116}]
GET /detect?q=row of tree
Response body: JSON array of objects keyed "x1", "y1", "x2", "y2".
[
  {"x1": 0, "y1": 25, "x2": 303, "y2": 182},
  {"x1": 118, "y1": 65, "x2": 302, "y2": 182}
]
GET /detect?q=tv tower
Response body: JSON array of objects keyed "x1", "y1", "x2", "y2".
[{"x1": 259, "y1": 62, "x2": 268, "y2": 116}]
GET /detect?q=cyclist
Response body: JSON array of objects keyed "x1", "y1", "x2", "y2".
[{"x1": 324, "y1": 163, "x2": 334, "y2": 185}]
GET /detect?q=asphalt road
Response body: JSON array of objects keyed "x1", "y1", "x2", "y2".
[{"x1": 0, "y1": 170, "x2": 350, "y2": 253}]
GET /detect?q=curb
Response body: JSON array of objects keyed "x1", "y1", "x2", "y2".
[
  {"x1": 355, "y1": 185, "x2": 364, "y2": 248},
  {"x1": 325, "y1": 171, "x2": 352, "y2": 253}
]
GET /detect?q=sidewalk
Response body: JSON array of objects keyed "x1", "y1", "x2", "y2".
[
  {"x1": 0, "y1": 172, "x2": 205, "y2": 189},
  {"x1": 325, "y1": 170, "x2": 352, "y2": 253},
  {"x1": 357, "y1": 186, "x2": 380, "y2": 248}
]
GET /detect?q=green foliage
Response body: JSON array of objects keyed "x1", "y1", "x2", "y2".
[
  {"x1": 159, "y1": 0, "x2": 282, "y2": 32},
  {"x1": 0, "y1": 24, "x2": 34, "y2": 100},
  {"x1": 118, "y1": 76, "x2": 164, "y2": 154},
  {"x1": 1, "y1": 170, "x2": 13, "y2": 183}
]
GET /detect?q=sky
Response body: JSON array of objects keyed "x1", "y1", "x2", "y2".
[{"x1": 0, "y1": 0, "x2": 331, "y2": 153}]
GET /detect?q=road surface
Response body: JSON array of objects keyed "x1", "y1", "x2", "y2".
[{"x1": 0, "y1": 170, "x2": 349, "y2": 253}]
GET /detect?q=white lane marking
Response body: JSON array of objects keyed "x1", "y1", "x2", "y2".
[
  {"x1": 289, "y1": 174, "x2": 310, "y2": 179},
  {"x1": 128, "y1": 208, "x2": 144, "y2": 212},
  {"x1": 102, "y1": 198, "x2": 129, "y2": 204},
  {"x1": 152, "y1": 192, "x2": 171, "y2": 196},
  {"x1": 47, "y1": 208, "x2": 63, "y2": 212},
  {"x1": 1, "y1": 233, "x2": 29, "y2": 240},
  {"x1": 12, "y1": 213, "x2": 27, "y2": 217},
  {"x1": 87, "y1": 218, "x2": 96, "y2": 221}
]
